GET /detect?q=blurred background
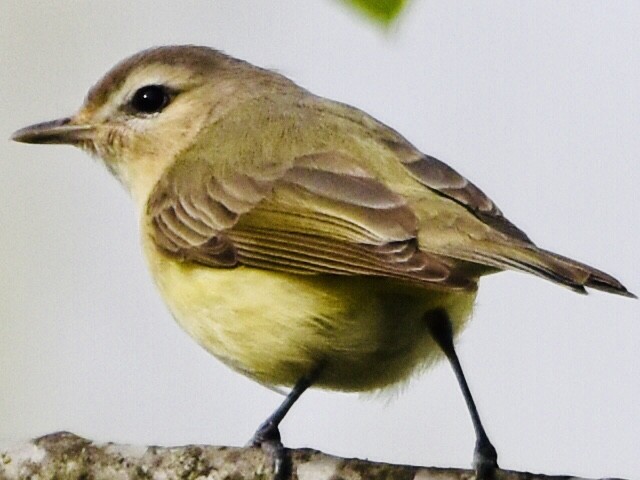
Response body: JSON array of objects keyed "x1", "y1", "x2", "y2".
[{"x1": 1, "y1": 1, "x2": 638, "y2": 478}]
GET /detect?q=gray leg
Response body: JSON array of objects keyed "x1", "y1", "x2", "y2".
[
  {"x1": 250, "y1": 372, "x2": 317, "y2": 480},
  {"x1": 425, "y1": 309, "x2": 498, "y2": 479}
]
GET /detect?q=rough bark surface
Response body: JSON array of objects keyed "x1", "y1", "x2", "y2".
[{"x1": 0, "y1": 432, "x2": 625, "y2": 480}]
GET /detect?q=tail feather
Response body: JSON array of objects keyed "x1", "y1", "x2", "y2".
[
  {"x1": 444, "y1": 243, "x2": 635, "y2": 298},
  {"x1": 541, "y1": 250, "x2": 636, "y2": 298}
]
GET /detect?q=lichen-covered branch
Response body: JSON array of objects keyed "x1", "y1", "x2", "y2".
[{"x1": 0, "y1": 432, "x2": 624, "y2": 480}]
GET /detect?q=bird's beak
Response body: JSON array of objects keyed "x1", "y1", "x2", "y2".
[{"x1": 11, "y1": 117, "x2": 94, "y2": 145}]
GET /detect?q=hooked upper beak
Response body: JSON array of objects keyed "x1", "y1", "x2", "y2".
[{"x1": 11, "y1": 117, "x2": 94, "y2": 145}]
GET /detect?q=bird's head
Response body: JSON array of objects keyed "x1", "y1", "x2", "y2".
[{"x1": 11, "y1": 45, "x2": 288, "y2": 206}]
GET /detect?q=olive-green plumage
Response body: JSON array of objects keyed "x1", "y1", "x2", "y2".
[
  {"x1": 12, "y1": 45, "x2": 635, "y2": 479},
  {"x1": 12, "y1": 45, "x2": 633, "y2": 393}
]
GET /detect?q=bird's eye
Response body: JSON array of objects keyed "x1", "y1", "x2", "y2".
[{"x1": 129, "y1": 85, "x2": 171, "y2": 115}]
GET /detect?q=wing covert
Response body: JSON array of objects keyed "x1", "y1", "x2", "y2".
[
  {"x1": 380, "y1": 135, "x2": 533, "y2": 244},
  {"x1": 147, "y1": 151, "x2": 464, "y2": 288}
]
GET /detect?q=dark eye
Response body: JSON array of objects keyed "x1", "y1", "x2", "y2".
[{"x1": 129, "y1": 85, "x2": 171, "y2": 114}]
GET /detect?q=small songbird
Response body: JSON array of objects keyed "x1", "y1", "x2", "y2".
[{"x1": 12, "y1": 45, "x2": 634, "y2": 479}]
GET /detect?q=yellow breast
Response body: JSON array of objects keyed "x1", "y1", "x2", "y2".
[{"x1": 142, "y1": 231, "x2": 477, "y2": 392}]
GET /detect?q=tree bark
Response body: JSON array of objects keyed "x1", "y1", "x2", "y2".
[{"x1": 0, "y1": 432, "x2": 625, "y2": 480}]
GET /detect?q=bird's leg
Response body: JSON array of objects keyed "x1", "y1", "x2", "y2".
[
  {"x1": 250, "y1": 372, "x2": 318, "y2": 480},
  {"x1": 425, "y1": 309, "x2": 499, "y2": 480}
]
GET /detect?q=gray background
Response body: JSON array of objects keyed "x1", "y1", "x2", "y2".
[{"x1": 1, "y1": 1, "x2": 638, "y2": 478}]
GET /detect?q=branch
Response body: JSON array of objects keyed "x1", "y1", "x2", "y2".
[{"x1": 0, "y1": 432, "x2": 625, "y2": 480}]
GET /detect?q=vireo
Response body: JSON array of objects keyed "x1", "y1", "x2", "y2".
[{"x1": 12, "y1": 46, "x2": 633, "y2": 479}]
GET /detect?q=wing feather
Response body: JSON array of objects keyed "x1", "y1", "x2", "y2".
[
  {"x1": 145, "y1": 94, "x2": 631, "y2": 296},
  {"x1": 147, "y1": 151, "x2": 463, "y2": 288}
]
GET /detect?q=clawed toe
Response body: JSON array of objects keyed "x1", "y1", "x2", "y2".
[
  {"x1": 250, "y1": 421, "x2": 291, "y2": 480},
  {"x1": 473, "y1": 440, "x2": 499, "y2": 480}
]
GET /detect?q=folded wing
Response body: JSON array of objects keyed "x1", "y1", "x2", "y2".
[{"x1": 147, "y1": 151, "x2": 470, "y2": 289}]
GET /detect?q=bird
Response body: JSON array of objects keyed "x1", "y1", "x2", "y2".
[{"x1": 11, "y1": 45, "x2": 634, "y2": 479}]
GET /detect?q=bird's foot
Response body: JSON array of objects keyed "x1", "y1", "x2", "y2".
[
  {"x1": 473, "y1": 439, "x2": 499, "y2": 480},
  {"x1": 250, "y1": 420, "x2": 291, "y2": 480}
]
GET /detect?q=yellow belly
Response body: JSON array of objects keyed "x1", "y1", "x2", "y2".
[{"x1": 143, "y1": 240, "x2": 477, "y2": 391}]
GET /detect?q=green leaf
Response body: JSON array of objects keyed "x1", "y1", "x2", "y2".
[{"x1": 341, "y1": 0, "x2": 408, "y2": 26}]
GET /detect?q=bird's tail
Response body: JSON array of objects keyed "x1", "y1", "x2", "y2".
[{"x1": 445, "y1": 243, "x2": 635, "y2": 297}]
